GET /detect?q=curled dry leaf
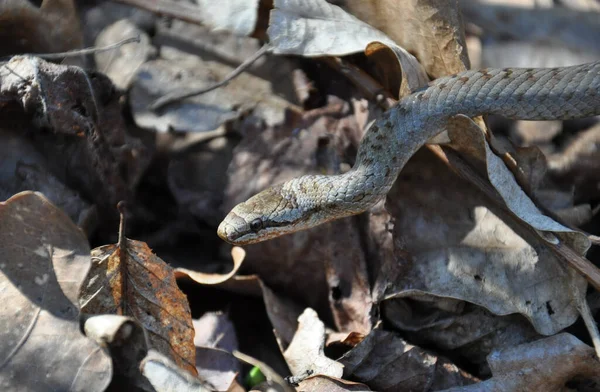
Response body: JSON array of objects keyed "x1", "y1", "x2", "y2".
[
  {"x1": 441, "y1": 333, "x2": 600, "y2": 391},
  {"x1": 84, "y1": 314, "x2": 152, "y2": 391},
  {"x1": 283, "y1": 308, "x2": 344, "y2": 379},
  {"x1": 79, "y1": 212, "x2": 196, "y2": 375},
  {"x1": 267, "y1": 0, "x2": 427, "y2": 99},
  {"x1": 339, "y1": 327, "x2": 477, "y2": 391},
  {"x1": 175, "y1": 246, "x2": 245, "y2": 285},
  {"x1": 0, "y1": 191, "x2": 111, "y2": 391}
]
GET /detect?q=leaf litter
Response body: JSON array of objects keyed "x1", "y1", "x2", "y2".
[{"x1": 1, "y1": 0, "x2": 600, "y2": 390}]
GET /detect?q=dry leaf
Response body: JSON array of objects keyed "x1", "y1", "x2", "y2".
[
  {"x1": 84, "y1": 314, "x2": 152, "y2": 391},
  {"x1": 0, "y1": 191, "x2": 111, "y2": 391},
  {"x1": 79, "y1": 210, "x2": 197, "y2": 375},
  {"x1": 339, "y1": 327, "x2": 477, "y2": 391},
  {"x1": 141, "y1": 350, "x2": 212, "y2": 392},
  {"x1": 283, "y1": 308, "x2": 344, "y2": 379},
  {"x1": 194, "y1": 0, "x2": 259, "y2": 36},
  {"x1": 195, "y1": 347, "x2": 242, "y2": 392},
  {"x1": 130, "y1": 47, "x2": 294, "y2": 132},
  {"x1": 175, "y1": 246, "x2": 246, "y2": 285},
  {"x1": 0, "y1": 56, "x2": 150, "y2": 214},
  {"x1": 342, "y1": 0, "x2": 470, "y2": 78},
  {"x1": 441, "y1": 333, "x2": 600, "y2": 391},
  {"x1": 0, "y1": 0, "x2": 82, "y2": 56}
]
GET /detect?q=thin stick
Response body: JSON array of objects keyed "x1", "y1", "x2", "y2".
[
  {"x1": 150, "y1": 43, "x2": 272, "y2": 111},
  {"x1": 578, "y1": 296, "x2": 600, "y2": 358},
  {"x1": 4, "y1": 36, "x2": 141, "y2": 61}
]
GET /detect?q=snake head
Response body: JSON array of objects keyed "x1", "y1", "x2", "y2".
[{"x1": 217, "y1": 183, "x2": 319, "y2": 245}]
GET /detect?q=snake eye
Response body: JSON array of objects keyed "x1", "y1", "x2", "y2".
[{"x1": 250, "y1": 218, "x2": 263, "y2": 232}]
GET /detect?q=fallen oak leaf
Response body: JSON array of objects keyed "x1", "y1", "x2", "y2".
[
  {"x1": 0, "y1": 191, "x2": 112, "y2": 391},
  {"x1": 79, "y1": 203, "x2": 196, "y2": 375}
]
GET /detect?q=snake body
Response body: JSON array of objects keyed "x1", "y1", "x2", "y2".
[{"x1": 218, "y1": 62, "x2": 600, "y2": 245}]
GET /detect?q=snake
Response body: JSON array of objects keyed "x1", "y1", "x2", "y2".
[{"x1": 218, "y1": 62, "x2": 600, "y2": 245}]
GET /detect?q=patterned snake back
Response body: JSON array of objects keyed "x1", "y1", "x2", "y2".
[{"x1": 218, "y1": 62, "x2": 600, "y2": 245}]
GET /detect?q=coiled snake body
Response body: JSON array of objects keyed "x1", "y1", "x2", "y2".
[{"x1": 218, "y1": 62, "x2": 600, "y2": 245}]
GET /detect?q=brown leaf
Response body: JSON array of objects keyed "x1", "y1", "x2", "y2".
[
  {"x1": 0, "y1": 0, "x2": 82, "y2": 56},
  {"x1": 79, "y1": 212, "x2": 197, "y2": 375},
  {"x1": 0, "y1": 191, "x2": 111, "y2": 391},
  {"x1": 342, "y1": 0, "x2": 470, "y2": 77}
]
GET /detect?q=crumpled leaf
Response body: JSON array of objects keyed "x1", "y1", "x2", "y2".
[
  {"x1": 141, "y1": 350, "x2": 212, "y2": 392},
  {"x1": 0, "y1": 56, "x2": 150, "y2": 214},
  {"x1": 79, "y1": 210, "x2": 197, "y2": 375},
  {"x1": 283, "y1": 308, "x2": 344, "y2": 379},
  {"x1": 0, "y1": 191, "x2": 111, "y2": 391},
  {"x1": 339, "y1": 326, "x2": 477, "y2": 391},
  {"x1": 194, "y1": 0, "x2": 259, "y2": 36},
  {"x1": 84, "y1": 314, "x2": 152, "y2": 391},
  {"x1": 0, "y1": 0, "x2": 82, "y2": 56},
  {"x1": 441, "y1": 333, "x2": 600, "y2": 391}
]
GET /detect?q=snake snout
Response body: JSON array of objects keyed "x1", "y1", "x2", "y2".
[{"x1": 217, "y1": 220, "x2": 237, "y2": 243}]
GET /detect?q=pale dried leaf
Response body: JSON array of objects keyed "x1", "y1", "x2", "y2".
[
  {"x1": 195, "y1": 347, "x2": 240, "y2": 392},
  {"x1": 80, "y1": 238, "x2": 196, "y2": 375},
  {"x1": 379, "y1": 145, "x2": 585, "y2": 336},
  {"x1": 130, "y1": 48, "x2": 293, "y2": 132},
  {"x1": 0, "y1": 191, "x2": 111, "y2": 391},
  {"x1": 283, "y1": 308, "x2": 344, "y2": 378},
  {"x1": 194, "y1": 0, "x2": 259, "y2": 36},
  {"x1": 142, "y1": 350, "x2": 212, "y2": 392}
]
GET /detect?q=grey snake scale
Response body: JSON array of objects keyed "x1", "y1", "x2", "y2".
[{"x1": 218, "y1": 62, "x2": 600, "y2": 245}]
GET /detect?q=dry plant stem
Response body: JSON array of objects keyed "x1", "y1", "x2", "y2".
[
  {"x1": 112, "y1": 0, "x2": 206, "y2": 26},
  {"x1": 2, "y1": 36, "x2": 141, "y2": 61},
  {"x1": 117, "y1": 201, "x2": 128, "y2": 316},
  {"x1": 150, "y1": 44, "x2": 272, "y2": 111},
  {"x1": 324, "y1": 56, "x2": 600, "y2": 291},
  {"x1": 577, "y1": 290, "x2": 600, "y2": 358}
]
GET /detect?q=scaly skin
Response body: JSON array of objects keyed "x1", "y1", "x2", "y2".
[{"x1": 218, "y1": 62, "x2": 600, "y2": 245}]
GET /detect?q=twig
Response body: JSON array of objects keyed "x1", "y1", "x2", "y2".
[
  {"x1": 2, "y1": 36, "x2": 141, "y2": 61},
  {"x1": 577, "y1": 295, "x2": 600, "y2": 359},
  {"x1": 149, "y1": 43, "x2": 272, "y2": 111}
]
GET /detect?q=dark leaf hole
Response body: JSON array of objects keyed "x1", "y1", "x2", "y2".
[
  {"x1": 474, "y1": 274, "x2": 482, "y2": 281},
  {"x1": 546, "y1": 301, "x2": 555, "y2": 315},
  {"x1": 331, "y1": 285, "x2": 342, "y2": 301}
]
